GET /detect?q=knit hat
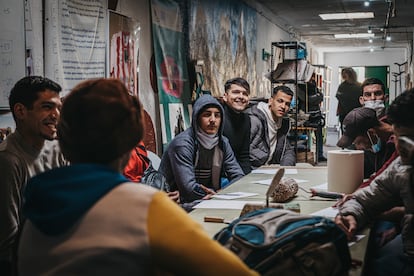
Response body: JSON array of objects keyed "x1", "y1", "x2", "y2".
[
  {"x1": 337, "y1": 107, "x2": 380, "y2": 148},
  {"x1": 58, "y1": 78, "x2": 144, "y2": 163}
]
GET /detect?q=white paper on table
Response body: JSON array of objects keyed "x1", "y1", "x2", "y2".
[
  {"x1": 348, "y1": 234, "x2": 366, "y2": 247},
  {"x1": 254, "y1": 178, "x2": 309, "y2": 185},
  {"x1": 311, "y1": 182, "x2": 328, "y2": 190},
  {"x1": 310, "y1": 206, "x2": 339, "y2": 218},
  {"x1": 285, "y1": 169, "x2": 298, "y2": 174},
  {"x1": 212, "y1": 192, "x2": 258, "y2": 200},
  {"x1": 251, "y1": 168, "x2": 298, "y2": 175},
  {"x1": 251, "y1": 169, "x2": 277, "y2": 174},
  {"x1": 193, "y1": 200, "x2": 263, "y2": 210}
]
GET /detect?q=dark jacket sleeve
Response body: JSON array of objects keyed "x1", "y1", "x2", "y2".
[
  {"x1": 159, "y1": 136, "x2": 207, "y2": 203},
  {"x1": 221, "y1": 136, "x2": 245, "y2": 183},
  {"x1": 237, "y1": 117, "x2": 252, "y2": 174},
  {"x1": 279, "y1": 138, "x2": 296, "y2": 166},
  {"x1": 247, "y1": 107, "x2": 269, "y2": 169},
  {"x1": 271, "y1": 118, "x2": 296, "y2": 166}
]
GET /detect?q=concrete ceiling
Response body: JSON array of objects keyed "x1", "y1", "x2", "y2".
[{"x1": 246, "y1": 0, "x2": 414, "y2": 52}]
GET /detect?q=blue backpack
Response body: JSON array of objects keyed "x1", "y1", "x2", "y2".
[{"x1": 214, "y1": 208, "x2": 351, "y2": 275}]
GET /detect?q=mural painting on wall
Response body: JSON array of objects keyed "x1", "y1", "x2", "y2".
[
  {"x1": 151, "y1": 0, "x2": 191, "y2": 149},
  {"x1": 109, "y1": 12, "x2": 140, "y2": 96},
  {"x1": 189, "y1": 0, "x2": 257, "y2": 97}
]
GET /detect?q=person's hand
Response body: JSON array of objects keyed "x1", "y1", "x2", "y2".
[
  {"x1": 332, "y1": 194, "x2": 354, "y2": 207},
  {"x1": 334, "y1": 214, "x2": 357, "y2": 240},
  {"x1": 200, "y1": 184, "x2": 216, "y2": 200},
  {"x1": 379, "y1": 206, "x2": 405, "y2": 223},
  {"x1": 378, "y1": 227, "x2": 398, "y2": 247},
  {"x1": 167, "y1": 191, "x2": 180, "y2": 204}
]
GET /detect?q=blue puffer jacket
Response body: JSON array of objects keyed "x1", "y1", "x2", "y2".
[{"x1": 159, "y1": 95, "x2": 244, "y2": 203}]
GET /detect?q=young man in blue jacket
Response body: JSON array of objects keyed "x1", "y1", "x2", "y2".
[{"x1": 159, "y1": 95, "x2": 244, "y2": 206}]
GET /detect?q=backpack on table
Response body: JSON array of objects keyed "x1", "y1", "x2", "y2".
[{"x1": 214, "y1": 208, "x2": 351, "y2": 276}]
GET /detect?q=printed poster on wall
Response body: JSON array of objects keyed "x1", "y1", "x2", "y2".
[
  {"x1": 151, "y1": 0, "x2": 191, "y2": 149},
  {"x1": 109, "y1": 12, "x2": 140, "y2": 96},
  {"x1": 44, "y1": 0, "x2": 107, "y2": 96}
]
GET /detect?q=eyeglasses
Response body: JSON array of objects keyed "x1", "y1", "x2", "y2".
[{"x1": 363, "y1": 90, "x2": 384, "y2": 98}]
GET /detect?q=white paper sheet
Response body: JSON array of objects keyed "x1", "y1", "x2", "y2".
[
  {"x1": 251, "y1": 168, "x2": 298, "y2": 175},
  {"x1": 348, "y1": 235, "x2": 366, "y2": 247},
  {"x1": 212, "y1": 192, "x2": 258, "y2": 200},
  {"x1": 193, "y1": 200, "x2": 263, "y2": 210},
  {"x1": 253, "y1": 178, "x2": 309, "y2": 185},
  {"x1": 310, "y1": 206, "x2": 339, "y2": 218}
]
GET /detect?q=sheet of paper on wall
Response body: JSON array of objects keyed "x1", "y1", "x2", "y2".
[
  {"x1": 193, "y1": 200, "x2": 264, "y2": 210},
  {"x1": 252, "y1": 168, "x2": 298, "y2": 175},
  {"x1": 212, "y1": 192, "x2": 258, "y2": 200},
  {"x1": 254, "y1": 178, "x2": 308, "y2": 185}
]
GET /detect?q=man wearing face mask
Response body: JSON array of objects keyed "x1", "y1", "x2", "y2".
[
  {"x1": 337, "y1": 107, "x2": 395, "y2": 178},
  {"x1": 359, "y1": 78, "x2": 388, "y2": 118}
]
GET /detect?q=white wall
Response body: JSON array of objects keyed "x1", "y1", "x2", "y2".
[{"x1": 324, "y1": 48, "x2": 407, "y2": 128}]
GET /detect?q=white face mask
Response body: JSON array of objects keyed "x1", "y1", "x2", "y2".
[{"x1": 363, "y1": 100, "x2": 385, "y2": 116}]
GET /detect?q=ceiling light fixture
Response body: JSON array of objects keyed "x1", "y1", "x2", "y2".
[
  {"x1": 319, "y1": 12, "x2": 374, "y2": 20},
  {"x1": 370, "y1": 48, "x2": 374, "y2": 52},
  {"x1": 386, "y1": 35, "x2": 391, "y2": 41},
  {"x1": 334, "y1": 33, "x2": 375, "y2": 39},
  {"x1": 364, "y1": 1, "x2": 370, "y2": 7},
  {"x1": 368, "y1": 26, "x2": 372, "y2": 33},
  {"x1": 369, "y1": 39, "x2": 373, "y2": 43}
]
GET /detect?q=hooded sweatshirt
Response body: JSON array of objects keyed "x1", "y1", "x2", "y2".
[
  {"x1": 18, "y1": 163, "x2": 258, "y2": 276},
  {"x1": 159, "y1": 95, "x2": 244, "y2": 203}
]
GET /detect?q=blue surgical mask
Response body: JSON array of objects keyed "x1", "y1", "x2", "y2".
[{"x1": 367, "y1": 131, "x2": 381, "y2": 153}]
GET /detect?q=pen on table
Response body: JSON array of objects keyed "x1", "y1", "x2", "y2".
[
  {"x1": 204, "y1": 216, "x2": 231, "y2": 223},
  {"x1": 310, "y1": 189, "x2": 344, "y2": 199}
]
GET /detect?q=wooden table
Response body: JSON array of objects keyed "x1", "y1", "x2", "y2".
[{"x1": 189, "y1": 165, "x2": 369, "y2": 276}]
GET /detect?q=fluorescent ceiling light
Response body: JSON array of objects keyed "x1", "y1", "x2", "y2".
[
  {"x1": 319, "y1": 12, "x2": 374, "y2": 20},
  {"x1": 334, "y1": 33, "x2": 375, "y2": 38}
]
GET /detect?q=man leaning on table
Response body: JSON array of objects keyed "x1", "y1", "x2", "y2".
[
  {"x1": 159, "y1": 94, "x2": 244, "y2": 209},
  {"x1": 335, "y1": 88, "x2": 414, "y2": 276},
  {"x1": 246, "y1": 85, "x2": 295, "y2": 169}
]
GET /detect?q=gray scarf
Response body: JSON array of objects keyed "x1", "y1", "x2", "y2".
[{"x1": 197, "y1": 129, "x2": 219, "y2": 150}]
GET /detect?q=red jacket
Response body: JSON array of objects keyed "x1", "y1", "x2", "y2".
[{"x1": 123, "y1": 141, "x2": 149, "y2": 182}]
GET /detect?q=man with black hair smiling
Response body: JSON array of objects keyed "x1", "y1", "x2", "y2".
[
  {"x1": 222, "y1": 77, "x2": 251, "y2": 174},
  {"x1": 0, "y1": 76, "x2": 66, "y2": 276}
]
